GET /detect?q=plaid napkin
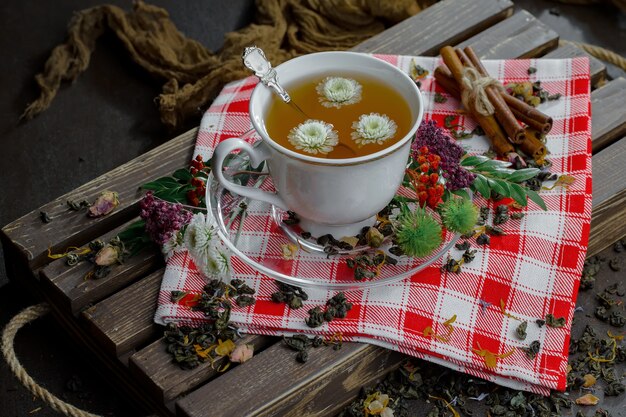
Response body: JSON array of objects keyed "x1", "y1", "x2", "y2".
[{"x1": 154, "y1": 55, "x2": 592, "y2": 394}]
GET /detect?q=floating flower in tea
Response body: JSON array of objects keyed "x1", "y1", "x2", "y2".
[
  {"x1": 351, "y1": 113, "x2": 397, "y2": 146},
  {"x1": 288, "y1": 119, "x2": 338, "y2": 154},
  {"x1": 316, "y1": 76, "x2": 362, "y2": 108}
]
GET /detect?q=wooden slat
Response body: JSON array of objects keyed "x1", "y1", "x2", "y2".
[
  {"x1": 176, "y1": 343, "x2": 404, "y2": 417},
  {"x1": 590, "y1": 78, "x2": 626, "y2": 153},
  {"x1": 455, "y1": 9, "x2": 559, "y2": 59},
  {"x1": 130, "y1": 334, "x2": 275, "y2": 403},
  {"x1": 40, "y1": 219, "x2": 162, "y2": 315},
  {"x1": 543, "y1": 42, "x2": 607, "y2": 87},
  {"x1": 0, "y1": 128, "x2": 198, "y2": 271},
  {"x1": 80, "y1": 269, "x2": 163, "y2": 357},
  {"x1": 589, "y1": 138, "x2": 626, "y2": 255},
  {"x1": 352, "y1": 0, "x2": 513, "y2": 55}
]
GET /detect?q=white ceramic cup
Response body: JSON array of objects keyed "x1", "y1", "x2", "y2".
[{"x1": 212, "y1": 52, "x2": 423, "y2": 237}]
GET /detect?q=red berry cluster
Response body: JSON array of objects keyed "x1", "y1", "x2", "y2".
[
  {"x1": 187, "y1": 154, "x2": 208, "y2": 206},
  {"x1": 409, "y1": 146, "x2": 445, "y2": 209}
]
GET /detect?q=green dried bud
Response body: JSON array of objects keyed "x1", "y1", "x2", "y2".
[{"x1": 440, "y1": 198, "x2": 479, "y2": 235}]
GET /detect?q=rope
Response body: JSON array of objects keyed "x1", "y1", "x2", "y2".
[
  {"x1": 560, "y1": 40, "x2": 626, "y2": 72},
  {"x1": 1, "y1": 303, "x2": 102, "y2": 417},
  {"x1": 460, "y1": 67, "x2": 503, "y2": 116}
]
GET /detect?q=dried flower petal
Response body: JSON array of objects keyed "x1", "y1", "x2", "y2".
[
  {"x1": 351, "y1": 113, "x2": 397, "y2": 146},
  {"x1": 288, "y1": 120, "x2": 338, "y2": 154},
  {"x1": 575, "y1": 393, "x2": 599, "y2": 406},
  {"x1": 316, "y1": 77, "x2": 362, "y2": 108},
  {"x1": 381, "y1": 407, "x2": 395, "y2": 417},
  {"x1": 281, "y1": 243, "x2": 298, "y2": 260},
  {"x1": 214, "y1": 339, "x2": 236, "y2": 357},
  {"x1": 229, "y1": 343, "x2": 254, "y2": 363},
  {"x1": 88, "y1": 191, "x2": 119, "y2": 217},
  {"x1": 367, "y1": 400, "x2": 384, "y2": 414},
  {"x1": 582, "y1": 374, "x2": 597, "y2": 388}
]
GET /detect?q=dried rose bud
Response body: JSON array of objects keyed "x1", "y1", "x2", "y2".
[
  {"x1": 94, "y1": 244, "x2": 121, "y2": 266},
  {"x1": 229, "y1": 343, "x2": 254, "y2": 363},
  {"x1": 88, "y1": 191, "x2": 119, "y2": 217}
]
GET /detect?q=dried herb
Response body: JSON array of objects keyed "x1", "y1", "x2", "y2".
[
  {"x1": 283, "y1": 210, "x2": 300, "y2": 225},
  {"x1": 476, "y1": 233, "x2": 490, "y2": 245},
  {"x1": 306, "y1": 293, "x2": 352, "y2": 328},
  {"x1": 410, "y1": 60, "x2": 429, "y2": 80},
  {"x1": 39, "y1": 211, "x2": 51, "y2": 223},
  {"x1": 510, "y1": 211, "x2": 525, "y2": 220},
  {"x1": 522, "y1": 340, "x2": 541, "y2": 359},
  {"x1": 515, "y1": 321, "x2": 528, "y2": 340},
  {"x1": 271, "y1": 280, "x2": 308, "y2": 309},
  {"x1": 545, "y1": 314, "x2": 566, "y2": 328},
  {"x1": 67, "y1": 199, "x2": 90, "y2": 211},
  {"x1": 528, "y1": 67, "x2": 537, "y2": 74},
  {"x1": 477, "y1": 206, "x2": 489, "y2": 225},
  {"x1": 609, "y1": 258, "x2": 622, "y2": 271},
  {"x1": 580, "y1": 256, "x2": 603, "y2": 290},
  {"x1": 434, "y1": 92, "x2": 447, "y2": 103},
  {"x1": 493, "y1": 205, "x2": 509, "y2": 225},
  {"x1": 455, "y1": 240, "x2": 470, "y2": 251}
]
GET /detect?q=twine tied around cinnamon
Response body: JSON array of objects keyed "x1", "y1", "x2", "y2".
[{"x1": 460, "y1": 67, "x2": 504, "y2": 117}]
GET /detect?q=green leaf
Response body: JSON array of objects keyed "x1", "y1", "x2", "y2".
[
  {"x1": 173, "y1": 168, "x2": 193, "y2": 182},
  {"x1": 473, "y1": 159, "x2": 512, "y2": 172},
  {"x1": 509, "y1": 183, "x2": 528, "y2": 207},
  {"x1": 491, "y1": 179, "x2": 512, "y2": 197},
  {"x1": 461, "y1": 155, "x2": 489, "y2": 167},
  {"x1": 526, "y1": 188, "x2": 548, "y2": 211},
  {"x1": 472, "y1": 175, "x2": 491, "y2": 199},
  {"x1": 508, "y1": 168, "x2": 540, "y2": 183},
  {"x1": 142, "y1": 177, "x2": 181, "y2": 192}
]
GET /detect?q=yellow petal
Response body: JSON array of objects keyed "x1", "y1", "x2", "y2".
[
  {"x1": 582, "y1": 374, "x2": 597, "y2": 388},
  {"x1": 575, "y1": 394, "x2": 599, "y2": 406},
  {"x1": 215, "y1": 339, "x2": 236, "y2": 356}
]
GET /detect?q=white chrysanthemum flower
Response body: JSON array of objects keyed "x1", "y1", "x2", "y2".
[
  {"x1": 288, "y1": 119, "x2": 339, "y2": 154},
  {"x1": 162, "y1": 230, "x2": 185, "y2": 261},
  {"x1": 184, "y1": 212, "x2": 218, "y2": 257},
  {"x1": 351, "y1": 113, "x2": 397, "y2": 146},
  {"x1": 316, "y1": 77, "x2": 362, "y2": 108},
  {"x1": 203, "y1": 244, "x2": 231, "y2": 278}
]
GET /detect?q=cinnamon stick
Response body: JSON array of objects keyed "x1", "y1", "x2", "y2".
[
  {"x1": 463, "y1": 46, "x2": 552, "y2": 134},
  {"x1": 502, "y1": 94, "x2": 553, "y2": 134},
  {"x1": 519, "y1": 128, "x2": 547, "y2": 162},
  {"x1": 434, "y1": 66, "x2": 514, "y2": 156},
  {"x1": 457, "y1": 47, "x2": 525, "y2": 144}
]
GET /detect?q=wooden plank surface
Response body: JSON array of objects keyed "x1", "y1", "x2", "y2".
[
  {"x1": 352, "y1": 0, "x2": 513, "y2": 55},
  {"x1": 590, "y1": 78, "x2": 626, "y2": 153},
  {"x1": 176, "y1": 343, "x2": 404, "y2": 417},
  {"x1": 81, "y1": 269, "x2": 163, "y2": 357},
  {"x1": 40, "y1": 219, "x2": 162, "y2": 315},
  {"x1": 543, "y1": 42, "x2": 607, "y2": 87},
  {"x1": 0, "y1": 128, "x2": 197, "y2": 271},
  {"x1": 589, "y1": 138, "x2": 626, "y2": 255},
  {"x1": 455, "y1": 9, "x2": 559, "y2": 59},
  {"x1": 130, "y1": 334, "x2": 274, "y2": 403}
]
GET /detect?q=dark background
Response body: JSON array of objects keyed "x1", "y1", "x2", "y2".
[{"x1": 0, "y1": 1, "x2": 624, "y2": 416}]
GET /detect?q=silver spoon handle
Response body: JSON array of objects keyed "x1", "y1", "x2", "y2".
[{"x1": 242, "y1": 46, "x2": 291, "y2": 103}]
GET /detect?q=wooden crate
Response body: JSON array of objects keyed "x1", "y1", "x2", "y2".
[{"x1": 3, "y1": 0, "x2": 625, "y2": 415}]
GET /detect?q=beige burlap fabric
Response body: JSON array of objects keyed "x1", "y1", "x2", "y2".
[{"x1": 23, "y1": 0, "x2": 432, "y2": 130}]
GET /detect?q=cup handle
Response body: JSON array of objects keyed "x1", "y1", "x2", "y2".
[{"x1": 212, "y1": 138, "x2": 288, "y2": 210}]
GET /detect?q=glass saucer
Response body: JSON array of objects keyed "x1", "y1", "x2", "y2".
[{"x1": 207, "y1": 172, "x2": 461, "y2": 290}]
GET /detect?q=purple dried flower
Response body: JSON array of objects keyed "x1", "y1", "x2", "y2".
[
  {"x1": 413, "y1": 121, "x2": 475, "y2": 190},
  {"x1": 139, "y1": 192, "x2": 193, "y2": 246}
]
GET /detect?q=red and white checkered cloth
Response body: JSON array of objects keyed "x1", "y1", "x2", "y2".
[{"x1": 154, "y1": 55, "x2": 592, "y2": 394}]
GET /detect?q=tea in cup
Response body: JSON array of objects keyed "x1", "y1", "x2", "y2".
[{"x1": 212, "y1": 51, "x2": 423, "y2": 238}]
